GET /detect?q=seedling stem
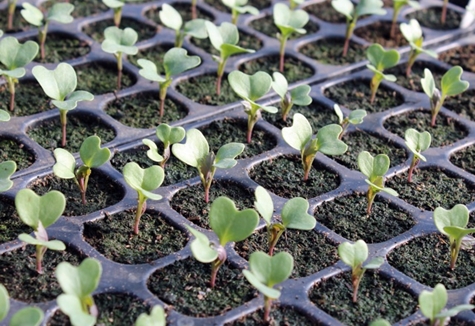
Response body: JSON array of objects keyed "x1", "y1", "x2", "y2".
[
  {"x1": 7, "y1": 0, "x2": 16, "y2": 31},
  {"x1": 7, "y1": 78, "x2": 14, "y2": 112},
  {"x1": 59, "y1": 109, "x2": 68, "y2": 147},
  {"x1": 441, "y1": 0, "x2": 448, "y2": 24},
  {"x1": 343, "y1": 20, "x2": 355, "y2": 56},
  {"x1": 134, "y1": 193, "x2": 146, "y2": 235},
  {"x1": 116, "y1": 53, "x2": 123, "y2": 90}
]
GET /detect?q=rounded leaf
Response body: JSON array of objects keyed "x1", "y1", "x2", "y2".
[
  {"x1": 0, "y1": 37, "x2": 39, "y2": 70},
  {"x1": 228, "y1": 70, "x2": 273, "y2": 102},
  {"x1": 290, "y1": 85, "x2": 312, "y2": 106},
  {"x1": 102, "y1": 26, "x2": 139, "y2": 55},
  {"x1": 248, "y1": 251, "x2": 293, "y2": 287},
  {"x1": 419, "y1": 283, "x2": 447, "y2": 320},
  {"x1": 338, "y1": 239, "x2": 368, "y2": 268},
  {"x1": 123, "y1": 162, "x2": 164, "y2": 200},
  {"x1": 315, "y1": 124, "x2": 347, "y2": 156},
  {"x1": 0, "y1": 109, "x2": 10, "y2": 122},
  {"x1": 281, "y1": 197, "x2": 315, "y2": 230},
  {"x1": 156, "y1": 124, "x2": 186, "y2": 145},
  {"x1": 135, "y1": 305, "x2": 166, "y2": 326},
  {"x1": 186, "y1": 226, "x2": 218, "y2": 263},
  {"x1": 56, "y1": 258, "x2": 102, "y2": 298},
  {"x1": 15, "y1": 189, "x2": 66, "y2": 229},
  {"x1": 80, "y1": 135, "x2": 111, "y2": 168},
  {"x1": 243, "y1": 269, "x2": 281, "y2": 299},
  {"x1": 273, "y1": 3, "x2": 309, "y2": 35},
  {"x1": 137, "y1": 59, "x2": 165, "y2": 83},
  {"x1": 272, "y1": 72, "x2": 288, "y2": 99},
  {"x1": 159, "y1": 4, "x2": 183, "y2": 31},
  {"x1": 172, "y1": 129, "x2": 209, "y2": 168},
  {"x1": 9, "y1": 307, "x2": 44, "y2": 326},
  {"x1": 52, "y1": 90, "x2": 94, "y2": 112},
  {"x1": 142, "y1": 139, "x2": 164, "y2": 163},
  {"x1": 21, "y1": 3, "x2": 44, "y2": 26},
  {"x1": 32, "y1": 63, "x2": 77, "y2": 101},
  {"x1": 366, "y1": 43, "x2": 400, "y2": 70},
  {"x1": 164, "y1": 47, "x2": 201, "y2": 77},
  {"x1": 434, "y1": 204, "x2": 469, "y2": 236},
  {"x1": 53, "y1": 148, "x2": 76, "y2": 179},
  {"x1": 214, "y1": 143, "x2": 245, "y2": 169},
  {"x1": 57, "y1": 294, "x2": 96, "y2": 326},
  {"x1": 254, "y1": 186, "x2": 274, "y2": 224},
  {"x1": 0, "y1": 284, "x2": 9, "y2": 322},
  {"x1": 0, "y1": 160, "x2": 16, "y2": 192},
  {"x1": 400, "y1": 19, "x2": 422, "y2": 42},
  {"x1": 331, "y1": 0, "x2": 354, "y2": 19},
  {"x1": 47, "y1": 3, "x2": 74, "y2": 24},
  {"x1": 282, "y1": 113, "x2": 312, "y2": 151},
  {"x1": 441, "y1": 66, "x2": 469, "y2": 97}
]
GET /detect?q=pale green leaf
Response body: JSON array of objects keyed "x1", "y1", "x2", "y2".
[
  {"x1": 281, "y1": 197, "x2": 315, "y2": 230},
  {"x1": 243, "y1": 269, "x2": 281, "y2": 299},
  {"x1": 214, "y1": 143, "x2": 244, "y2": 168},
  {"x1": 102, "y1": 26, "x2": 139, "y2": 55},
  {"x1": 0, "y1": 160, "x2": 16, "y2": 192},
  {"x1": 15, "y1": 189, "x2": 65, "y2": 229},
  {"x1": 21, "y1": 3, "x2": 44, "y2": 26},
  {"x1": 172, "y1": 129, "x2": 209, "y2": 167},
  {"x1": 331, "y1": 0, "x2": 354, "y2": 19},
  {"x1": 282, "y1": 113, "x2": 312, "y2": 151},
  {"x1": 316, "y1": 124, "x2": 347, "y2": 155},
  {"x1": 53, "y1": 148, "x2": 76, "y2": 179},
  {"x1": 441, "y1": 66, "x2": 469, "y2": 97},
  {"x1": 186, "y1": 226, "x2": 218, "y2": 263},
  {"x1": 419, "y1": 283, "x2": 447, "y2": 321},
  {"x1": 80, "y1": 135, "x2": 111, "y2": 168},
  {"x1": 290, "y1": 85, "x2": 312, "y2": 106},
  {"x1": 9, "y1": 307, "x2": 44, "y2": 326},
  {"x1": 247, "y1": 251, "x2": 293, "y2": 287},
  {"x1": 123, "y1": 163, "x2": 163, "y2": 200},
  {"x1": 56, "y1": 258, "x2": 102, "y2": 298},
  {"x1": 271, "y1": 72, "x2": 288, "y2": 99},
  {"x1": 135, "y1": 305, "x2": 166, "y2": 326},
  {"x1": 52, "y1": 90, "x2": 94, "y2": 111},
  {"x1": 0, "y1": 284, "x2": 9, "y2": 322},
  {"x1": 338, "y1": 240, "x2": 368, "y2": 268},
  {"x1": 254, "y1": 186, "x2": 273, "y2": 225},
  {"x1": 164, "y1": 47, "x2": 201, "y2": 77},
  {"x1": 137, "y1": 59, "x2": 165, "y2": 83},
  {"x1": 228, "y1": 70, "x2": 272, "y2": 102},
  {"x1": 0, "y1": 37, "x2": 38, "y2": 70},
  {"x1": 47, "y1": 3, "x2": 74, "y2": 24},
  {"x1": 57, "y1": 294, "x2": 96, "y2": 326},
  {"x1": 33, "y1": 63, "x2": 78, "y2": 101},
  {"x1": 434, "y1": 204, "x2": 469, "y2": 236},
  {"x1": 142, "y1": 139, "x2": 164, "y2": 163},
  {"x1": 159, "y1": 4, "x2": 183, "y2": 31}
]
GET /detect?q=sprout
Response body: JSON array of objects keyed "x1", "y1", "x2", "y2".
[
  {"x1": 272, "y1": 72, "x2": 312, "y2": 121},
  {"x1": 135, "y1": 306, "x2": 166, "y2": 326},
  {"x1": 390, "y1": 0, "x2": 420, "y2": 38},
  {"x1": 7, "y1": 0, "x2": 17, "y2": 31},
  {"x1": 404, "y1": 128, "x2": 431, "y2": 182},
  {"x1": 142, "y1": 124, "x2": 186, "y2": 168},
  {"x1": 333, "y1": 104, "x2": 366, "y2": 139},
  {"x1": 0, "y1": 284, "x2": 44, "y2": 326},
  {"x1": 282, "y1": 113, "x2": 347, "y2": 181},
  {"x1": 223, "y1": 0, "x2": 259, "y2": 24},
  {"x1": 0, "y1": 160, "x2": 16, "y2": 192},
  {"x1": 366, "y1": 43, "x2": 400, "y2": 104},
  {"x1": 102, "y1": 0, "x2": 132, "y2": 27}
]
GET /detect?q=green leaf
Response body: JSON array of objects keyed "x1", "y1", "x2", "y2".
[
  {"x1": 15, "y1": 189, "x2": 65, "y2": 230},
  {"x1": 355, "y1": 0, "x2": 386, "y2": 17},
  {"x1": 0, "y1": 37, "x2": 38, "y2": 71},
  {"x1": 184, "y1": 19, "x2": 208, "y2": 38},
  {"x1": 103, "y1": 0, "x2": 124, "y2": 8},
  {"x1": 156, "y1": 124, "x2": 186, "y2": 146},
  {"x1": 315, "y1": 124, "x2": 347, "y2": 156},
  {"x1": 338, "y1": 239, "x2": 368, "y2": 268},
  {"x1": 331, "y1": 0, "x2": 354, "y2": 19},
  {"x1": 358, "y1": 151, "x2": 390, "y2": 179},
  {"x1": 220, "y1": 43, "x2": 255, "y2": 60},
  {"x1": 419, "y1": 283, "x2": 447, "y2": 321},
  {"x1": 0, "y1": 109, "x2": 10, "y2": 122},
  {"x1": 21, "y1": 3, "x2": 44, "y2": 26},
  {"x1": 243, "y1": 269, "x2": 281, "y2": 299},
  {"x1": 334, "y1": 104, "x2": 344, "y2": 124},
  {"x1": 18, "y1": 234, "x2": 66, "y2": 251},
  {"x1": 281, "y1": 197, "x2": 315, "y2": 230},
  {"x1": 0, "y1": 284, "x2": 9, "y2": 322},
  {"x1": 102, "y1": 26, "x2": 139, "y2": 55},
  {"x1": 32, "y1": 63, "x2": 78, "y2": 101},
  {"x1": 282, "y1": 113, "x2": 313, "y2": 151},
  {"x1": 52, "y1": 90, "x2": 94, "y2": 112},
  {"x1": 370, "y1": 319, "x2": 391, "y2": 326},
  {"x1": 372, "y1": 153, "x2": 390, "y2": 177},
  {"x1": 363, "y1": 256, "x2": 384, "y2": 269},
  {"x1": 228, "y1": 70, "x2": 273, "y2": 102},
  {"x1": 142, "y1": 139, "x2": 164, "y2": 163},
  {"x1": 214, "y1": 143, "x2": 245, "y2": 169},
  {"x1": 172, "y1": 129, "x2": 209, "y2": 168},
  {"x1": 159, "y1": 4, "x2": 182, "y2": 31},
  {"x1": 123, "y1": 163, "x2": 164, "y2": 200},
  {"x1": 9, "y1": 307, "x2": 44, "y2": 326},
  {"x1": 271, "y1": 72, "x2": 288, "y2": 99},
  {"x1": 163, "y1": 47, "x2": 201, "y2": 78},
  {"x1": 443, "y1": 226, "x2": 475, "y2": 240},
  {"x1": 366, "y1": 43, "x2": 400, "y2": 71},
  {"x1": 290, "y1": 85, "x2": 312, "y2": 106},
  {"x1": 56, "y1": 258, "x2": 102, "y2": 298},
  {"x1": 441, "y1": 66, "x2": 469, "y2": 97},
  {"x1": 0, "y1": 160, "x2": 16, "y2": 192},
  {"x1": 137, "y1": 59, "x2": 166, "y2": 83},
  {"x1": 186, "y1": 226, "x2": 218, "y2": 263},
  {"x1": 347, "y1": 109, "x2": 367, "y2": 124},
  {"x1": 247, "y1": 251, "x2": 293, "y2": 288},
  {"x1": 400, "y1": 19, "x2": 422, "y2": 43},
  {"x1": 421, "y1": 68, "x2": 436, "y2": 100},
  {"x1": 274, "y1": 3, "x2": 309, "y2": 36},
  {"x1": 57, "y1": 294, "x2": 96, "y2": 326},
  {"x1": 135, "y1": 305, "x2": 166, "y2": 326},
  {"x1": 405, "y1": 128, "x2": 431, "y2": 160},
  {"x1": 436, "y1": 304, "x2": 475, "y2": 319},
  {"x1": 254, "y1": 186, "x2": 274, "y2": 225},
  {"x1": 80, "y1": 135, "x2": 111, "y2": 168},
  {"x1": 434, "y1": 204, "x2": 469, "y2": 237}
]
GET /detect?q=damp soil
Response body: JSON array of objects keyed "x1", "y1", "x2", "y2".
[
  {"x1": 249, "y1": 155, "x2": 340, "y2": 199},
  {"x1": 386, "y1": 61, "x2": 447, "y2": 93},
  {"x1": 82, "y1": 17, "x2": 158, "y2": 42},
  {"x1": 439, "y1": 45, "x2": 475, "y2": 74},
  {"x1": 41, "y1": 0, "x2": 109, "y2": 18},
  {"x1": 310, "y1": 271, "x2": 417, "y2": 325},
  {"x1": 83, "y1": 210, "x2": 187, "y2": 264},
  {"x1": 30, "y1": 33, "x2": 91, "y2": 63},
  {"x1": 450, "y1": 144, "x2": 475, "y2": 175},
  {"x1": 191, "y1": 30, "x2": 262, "y2": 55},
  {"x1": 444, "y1": 89, "x2": 475, "y2": 121},
  {"x1": 303, "y1": 0, "x2": 347, "y2": 23},
  {"x1": 314, "y1": 193, "x2": 415, "y2": 243},
  {"x1": 147, "y1": 258, "x2": 256, "y2": 317},
  {"x1": 204, "y1": 0, "x2": 272, "y2": 12},
  {"x1": 76, "y1": 61, "x2": 135, "y2": 95},
  {"x1": 0, "y1": 80, "x2": 53, "y2": 116},
  {"x1": 227, "y1": 305, "x2": 320, "y2": 326},
  {"x1": 0, "y1": 137, "x2": 35, "y2": 171},
  {"x1": 127, "y1": 43, "x2": 173, "y2": 67},
  {"x1": 0, "y1": 196, "x2": 30, "y2": 244},
  {"x1": 249, "y1": 15, "x2": 319, "y2": 39},
  {"x1": 406, "y1": 7, "x2": 462, "y2": 30},
  {"x1": 299, "y1": 37, "x2": 366, "y2": 66},
  {"x1": 145, "y1": 2, "x2": 214, "y2": 25},
  {"x1": 354, "y1": 21, "x2": 408, "y2": 48}
]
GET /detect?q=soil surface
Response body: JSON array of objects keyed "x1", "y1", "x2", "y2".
[
  {"x1": 41, "y1": 0, "x2": 109, "y2": 18},
  {"x1": 406, "y1": 7, "x2": 461, "y2": 30},
  {"x1": 386, "y1": 61, "x2": 446, "y2": 93},
  {"x1": 354, "y1": 21, "x2": 408, "y2": 48},
  {"x1": 439, "y1": 45, "x2": 475, "y2": 73},
  {"x1": 0, "y1": 80, "x2": 52, "y2": 116},
  {"x1": 0, "y1": 8, "x2": 29, "y2": 33},
  {"x1": 0, "y1": 137, "x2": 35, "y2": 171},
  {"x1": 444, "y1": 89, "x2": 475, "y2": 121},
  {"x1": 82, "y1": 17, "x2": 158, "y2": 42},
  {"x1": 304, "y1": 0, "x2": 347, "y2": 23},
  {"x1": 145, "y1": 2, "x2": 213, "y2": 24},
  {"x1": 300, "y1": 37, "x2": 366, "y2": 66},
  {"x1": 31, "y1": 33, "x2": 90, "y2": 63},
  {"x1": 205, "y1": 0, "x2": 272, "y2": 12},
  {"x1": 450, "y1": 145, "x2": 475, "y2": 175},
  {"x1": 227, "y1": 305, "x2": 320, "y2": 325},
  {"x1": 0, "y1": 196, "x2": 30, "y2": 244},
  {"x1": 76, "y1": 61, "x2": 135, "y2": 94},
  {"x1": 249, "y1": 14, "x2": 319, "y2": 39}
]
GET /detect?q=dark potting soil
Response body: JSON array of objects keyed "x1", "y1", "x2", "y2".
[
  {"x1": 191, "y1": 30, "x2": 262, "y2": 56},
  {"x1": 249, "y1": 15, "x2": 319, "y2": 39},
  {"x1": 31, "y1": 33, "x2": 91, "y2": 63},
  {"x1": 27, "y1": 113, "x2": 116, "y2": 153},
  {"x1": 299, "y1": 37, "x2": 366, "y2": 66},
  {"x1": 0, "y1": 8, "x2": 29, "y2": 33},
  {"x1": 0, "y1": 80, "x2": 52, "y2": 116},
  {"x1": 388, "y1": 233, "x2": 475, "y2": 289},
  {"x1": 41, "y1": 0, "x2": 108, "y2": 18},
  {"x1": 76, "y1": 61, "x2": 135, "y2": 94},
  {"x1": 83, "y1": 210, "x2": 187, "y2": 264},
  {"x1": 386, "y1": 61, "x2": 447, "y2": 93},
  {"x1": 386, "y1": 168, "x2": 475, "y2": 211},
  {"x1": 234, "y1": 229, "x2": 339, "y2": 278},
  {"x1": 0, "y1": 196, "x2": 30, "y2": 244},
  {"x1": 249, "y1": 155, "x2": 340, "y2": 199},
  {"x1": 324, "y1": 79, "x2": 404, "y2": 113},
  {"x1": 310, "y1": 271, "x2": 418, "y2": 325},
  {"x1": 145, "y1": 2, "x2": 214, "y2": 25},
  {"x1": 450, "y1": 145, "x2": 475, "y2": 176},
  {"x1": 354, "y1": 21, "x2": 408, "y2": 48},
  {"x1": 28, "y1": 172, "x2": 124, "y2": 217},
  {"x1": 0, "y1": 137, "x2": 35, "y2": 171},
  {"x1": 444, "y1": 89, "x2": 475, "y2": 121},
  {"x1": 406, "y1": 7, "x2": 462, "y2": 30},
  {"x1": 314, "y1": 193, "x2": 415, "y2": 243},
  {"x1": 383, "y1": 109, "x2": 468, "y2": 147},
  {"x1": 82, "y1": 17, "x2": 158, "y2": 43},
  {"x1": 303, "y1": 0, "x2": 347, "y2": 23},
  {"x1": 204, "y1": 0, "x2": 272, "y2": 12},
  {"x1": 227, "y1": 305, "x2": 320, "y2": 326},
  {"x1": 439, "y1": 45, "x2": 475, "y2": 74},
  {"x1": 127, "y1": 43, "x2": 173, "y2": 68}
]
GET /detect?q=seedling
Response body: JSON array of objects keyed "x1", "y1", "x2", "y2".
[
  {"x1": 223, "y1": 0, "x2": 259, "y2": 24},
  {"x1": 332, "y1": 0, "x2": 386, "y2": 56},
  {"x1": 56, "y1": 258, "x2": 102, "y2": 326},
  {"x1": 421, "y1": 66, "x2": 469, "y2": 127},
  {"x1": 53, "y1": 135, "x2": 111, "y2": 205},
  {"x1": 21, "y1": 2, "x2": 74, "y2": 61},
  {"x1": 143, "y1": 124, "x2": 186, "y2": 168},
  {"x1": 0, "y1": 161, "x2": 16, "y2": 192},
  {"x1": 390, "y1": 0, "x2": 420, "y2": 38},
  {"x1": 273, "y1": 3, "x2": 308, "y2": 72},
  {"x1": 186, "y1": 196, "x2": 259, "y2": 287},
  {"x1": 7, "y1": 0, "x2": 17, "y2": 31},
  {"x1": 159, "y1": 4, "x2": 207, "y2": 48},
  {"x1": 289, "y1": 0, "x2": 305, "y2": 9},
  {"x1": 228, "y1": 70, "x2": 278, "y2": 143},
  {"x1": 419, "y1": 283, "x2": 474, "y2": 326},
  {"x1": 400, "y1": 19, "x2": 437, "y2": 77},
  {"x1": 243, "y1": 251, "x2": 293, "y2": 322},
  {"x1": 135, "y1": 306, "x2": 166, "y2": 326},
  {"x1": 282, "y1": 113, "x2": 347, "y2": 181},
  {"x1": 0, "y1": 37, "x2": 39, "y2": 111},
  {"x1": 32, "y1": 63, "x2": 94, "y2": 148},
  {"x1": 338, "y1": 239, "x2": 384, "y2": 302},
  {"x1": 0, "y1": 284, "x2": 44, "y2": 326},
  {"x1": 0, "y1": 110, "x2": 9, "y2": 122},
  {"x1": 123, "y1": 162, "x2": 164, "y2": 234},
  {"x1": 254, "y1": 186, "x2": 316, "y2": 255},
  {"x1": 366, "y1": 43, "x2": 400, "y2": 104},
  {"x1": 272, "y1": 72, "x2": 312, "y2": 121},
  {"x1": 137, "y1": 48, "x2": 200, "y2": 118},
  {"x1": 205, "y1": 21, "x2": 255, "y2": 95},
  {"x1": 102, "y1": 0, "x2": 127, "y2": 27},
  {"x1": 172, "y1": 128, "x2": 244, "y2": 202},
  {"x1": 404, "y1": 128, "x2": 431, "y2": 182},
  {"x1": 15, "y1": 189, "x2": 66, "y2": 274},
  {"x1": 441, "y1": 0, "x2": 449, "y2": 24},
  {"x1": 333, "y1": 104, "x2": 366, "y2": 139},
  {"x1": 101, "y1": 26, "x2": 138, "y2": 90},
  {"x1": 434, "y1": 204, "x2": 475, "y2": 270}
]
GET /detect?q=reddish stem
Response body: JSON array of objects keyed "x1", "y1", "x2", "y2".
[
  {"x1": 216, "y1": 74, "x2": 222, "y2": 96},
  {"x1": 159, "y1": 98, "x2": 165, "y2": 119},
  {"x1": 441, "y1": 3, "x2": 447, "y2": 24},
  {"x1": 9, "y1": 87, "x2": 15, "y2": 112},
  {"x1": 263, "y1": 297, "x2": 272, "y2": 322},
  {"x1": 342, "y1": 37, "x2": 350, "y2": 57},
  {"x1": 61, "y1": 122, "x2": 67, "y2": 148}
]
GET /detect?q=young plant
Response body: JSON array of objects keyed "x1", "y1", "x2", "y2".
[
  {"x1": 0, "y1": 37, "x2": 39, "y2": 111},
  {"x1": 0, "y1": 284, "x2": 44, "y2": 326},
  {"x1": 137, "y1": 48, "x2": 200, "y2": 118},
  {"x1": 333, "y1": 104, "x2": 366, "y2": 139},
  {"x1": 400, "y1": 19, "x2": 437, "y2": 77},
  {"x1": 135, "y1": 306, "x2": 166, "y2": 326},
  {"x1": 332, "y1": 0, "x2": 386, "y2": 56},
  {"x1": 421, "y1": 66, "x2": 469, "y2": 127},
  {"x1": 419, "y1": 283, "x2": 474, "y2": 326},
  {"x1": 205, "y1": 21, "x2": 255, "y2": 95},
  {"x1": 228, "y1": 70, "x2": 277, "y2": 143},
  {"x1": 7, "y1": 0, "x2": 17, "y2": 31},
  {"x1": 142, "y1": 124, "x2": 186, "y2": 168},
  {"x1": 123, "y1": 162, "x2": 164, "y2": 234},
  {"x1": 366, "y1": 43, "x2": 400, "y2": 104},
  {"x1": 56, "y1": 258, "x2": 102, "y2": 326},
  {"x1": 338, "y1": 239, "x2": 384, "y2": 302},
  {"x1": 273, "y1": 3, "x2": 308, "y2": 72},
  {"x1": 243, "y1": 251, "x2": 293, "y2": 322},
  {"x1": 101, "y1": 26, "x2": 138, "y2": 90},
  {"x1": 254, "y1": 186, "x2": 316, "y2": 255},
  {"x1": 434, "y1": 204, "x2": 475, "y2": 270},
  {"x1": 53, "y1": 135, "x2": 111, "y2": 205},
  {"x1": 172, "y1": 128, "x2": 244, "y2": 202},
  {"x1": 21, "y1": 2, "x2": 74, "y2": 61},
  {"x1": 186, "y1": 196, "x2": 259, "y2": 287},
  {"x1": 272, "y1": 72, "x2": 312, "y2": 121},
  {"x1": 32, "y1": 63, "x2": 94, "y2": 148},
  {"x1": 390, "y1": 0, "x2": 420, "y2": 38},
  {"x1": 223, "y1": 0, "x2": 259, "y2": 24},
  {"x1": 15, "y1": 189, "x2": 66, "y2": 274},
  {"x1": 282, "y1": 113, "x2": 347, "y2": 181},
  {"x1": 0, "y1": 160, "x2": 16, "y2": 192},
  {"x1": 405, "y1": 128, "x2": 431, "y2": 182}
]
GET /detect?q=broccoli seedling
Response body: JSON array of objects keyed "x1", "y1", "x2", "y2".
[
  {"x1": 400, "y1": 19, "x2": 437, "y2": 77},
  {"x1": 333, "y1": 104, "x2": 366, "y2": 139},
  {"x1": 282, "y1": 113, "x2": 347, "y2": 181},
  {"x1": 358, "y1": 151, "x2": 398, "y2": 214},
  {"x1": 142, "y1": 124, "x2": 186, "y2": 168},
  {"x1": 272, "y1": 72, "x2": 312, "y2": 121},
  {"x1": 338, "y1": 239, "x2": 384, "y2": 302},
  {"x1": 404, "y1": 128, "x2": 431, "y2": 182},
  {"x1": 53, "y1": 135, "x2": 111, "y2": 205},
  {"x1": 135, "y1": 306, "x2": 166, "y2": 326},
  {"x1": 223, "y1": 0, "x2": 259, "y2": 24},
  {"x1": 419, "y1": 283, "x2": 474, "y2": 326},
  {"x1": 390, "y1": 0, "x2": 420, "y2": 38},
  {"x1": 172, "y1": 128, "x2": 244, "y2": 202},
  {"x1": 332, "y1": 0, "x2": 386, "y2": 56},
  {"x1": 15, "y1": 189, "x2": 66, "y2": 274},
  {"x1": 366, "y1": 43, "x2": 400, "y2": 104},
  {"x1": 6, "y1": 0, "x2": 17, "y2": 31},
  {"x1": 102, "y1": 0, "x2": 135, "y2": 27},
  {"x1": 123, "y1": 162, "x2": 164, "y2": 234},
  {"x1": 101, "y1": 26, "x2": 138, "y2": 90},
  {"x1": 254, "y1": 186, "x2": 315, "y2": 255},
  {"x1": 56, "y1": 258, "x2": 102, "y2": 326},
  {"x1": 32, "y1": 63, "x2": 94, "y2": 148},
  {"x1": 228, "y1": 70, "x2": 278, "y2": 143},
  {"x1": 243, "y1": 251, "x2": 294, "y2": 322},
  {"x1": 0, "y1": 160, "x2": 16, "y2": 192},
  {"x1": 205, "y1": 21, "x2": 255, "y2": 95},
  {"x1": 421, "y1": 66, "x2": 469, "y2": 127},
  {"x1": 159, "y1": 4, "x2": 207, "y2": 48},
  {"x1": 0, "y1": 37, "x2": 39, "y2": 112},
  {"x1": 0, "y1": 284, "x2": 44, "y2": 326},
  {"x1": 186, "y1": 196, "x2": 259, "y2": 287},
  {"x1": 434, "y1": 204, "x2": 475, "y2": 270},
  {"x1": 21, "y1": 3, "x2": 74, "y2": 61},
  {"x1": 137, "y1": 48, "x2": 200, "y2": 119},
  {"x1": 273, "y1": 3, "x2": 309, "y2": 72}
]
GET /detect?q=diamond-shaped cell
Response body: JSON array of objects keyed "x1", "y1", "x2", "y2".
[
  {"x1": 27, "y1": 32, "x2": 91, "y2": 63},
  {"x1": 0, "y1": 79, "x2": 52, "y2": 116},
  {"x1": 75, "y1": 60, "x2": 136, "y2": 94},
  {"x1": 451, "y1": 144, "x2": 475, "y2": 176},
  {"x1": 354, "y1": 21, "x2": 408, "y2": 48},
  {"x1": 299, "y1": 37, "x2": 366, "y2": 66},
  {"x1": 82, "y1": 17, "x2": 157, "y2": 42},
  {"x1": 406, "y1": 7, "x2": 462, "y2": 30}
]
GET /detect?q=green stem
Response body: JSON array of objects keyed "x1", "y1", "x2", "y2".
[
  {"x1": 133, "y1": 195, "x2": 146, "y2": 235},
  {"x1": 7, "y1": 0, "x2": 16, "y2": 31},
  {"x1": 175, "y1": 31, "x2": 184, "y2": 48},
  {"x1": 210, "y1": 256, "x2": 224, "y2": 288},
  {"x1": 268, "y1": 224, "x2": 285, "y2": 256},
  {"x1": 351, "y1": 267, "x2": 364, "y2": 303},
  {"x1": 263, "y1": 296, "x2": 273, "y2": 322},
  {"x1": 114, "y1": 8, "x2": 122, "y2": 27},
  {"x1": 159, "y1": 83, "x2": 168, "y2": 119},
  {"x1": 59, "y1": 109, "x2": 68, "y2": 148},
  {"x1": 216, "y1": 59, "x2": 226, "y2": 96},
  {"x1": 246, "y1": 107, "x2": 259, "y2": 143},
  {"x1": 407, "y1": 157, "x2": 419, "y2": 183},
  {"x1": 39, "y1": 23, "x2": 49, "y2": 62},
  {"x1": 342, "y1": 20, "x2": 356, "y2": 57},
  {"x1": 117, "y1": 53, "x2": 123, "y2": 90},
  {"x1": 366, "y1": 187, "x2": 376, "y2": 215},
  {"x1": 231, "y1": 9, "x2": 238, "y2": 24},
  {"x1": 279, "y1": 37, "x2": 288, "y2": 73},
  {"x1": 36, "y1": 244, "x2": 47, "y2": 274},
  {"x1": 450, "y1": 238, "x2": 462, "y2": 270},
  {"x1": 405, "y1": 50, "x2": 418, "y2": 77},
  {"x1": 369, "y1": 76, "x2": 382, "y2": 104},
  {"x1": 430, "y1": 96, "x2": 444, "y2": 127}
]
